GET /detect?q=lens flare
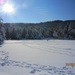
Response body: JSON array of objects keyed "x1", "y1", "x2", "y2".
[
  {"x1": 2, "y1": 3, "x2": 14, "y2": 13},
  {"x1": 0, "y1": 0, "x2": 3, "y2": 4}
]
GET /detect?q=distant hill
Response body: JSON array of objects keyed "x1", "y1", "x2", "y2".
[{"x1": 3, "y1": 20, "x2": 75, "y2": 40}]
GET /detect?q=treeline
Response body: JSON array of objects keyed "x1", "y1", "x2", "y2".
[
  {"x1": 0, "y1": 19, "x2": 5, "y2": 44},
  {"x1": 5, "y1": 23, "x2": 50, "y2": 40},
  {"x1": 4, "y1": 20, "x2": 75, "y2": 40}
]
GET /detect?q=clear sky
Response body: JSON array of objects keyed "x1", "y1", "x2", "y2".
[{"x1": 0, "y1": 0, "x2": 75, "y2": 23}]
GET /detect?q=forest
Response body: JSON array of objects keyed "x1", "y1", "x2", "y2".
[{"x1": 0, "y1": 20, "x2": 75, "y2": 42}]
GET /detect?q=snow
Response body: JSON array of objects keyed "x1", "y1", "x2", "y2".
[
  {"x1": 0, "y1": 40, "x2": 75, "y2": 75},
  {"x1": 0, "y1": 72, "x2": 10, "y2": 75}
]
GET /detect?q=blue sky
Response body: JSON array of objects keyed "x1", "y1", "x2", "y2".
[{"x1": 0, "y1": 0, "x2": 75, "y2": 23}]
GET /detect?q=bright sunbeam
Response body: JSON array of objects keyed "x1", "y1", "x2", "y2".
[{"x1": 2, "y1": 3, "x2": 15, "y2": 14}]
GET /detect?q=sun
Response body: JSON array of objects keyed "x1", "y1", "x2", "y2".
[{"x1": 2, "y1": 3, "x2": 14, "y2": 14}]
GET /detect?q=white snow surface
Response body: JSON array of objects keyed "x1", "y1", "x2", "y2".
[{"x1": 0, "y1": 40, "x2": 75, "y2": 75}]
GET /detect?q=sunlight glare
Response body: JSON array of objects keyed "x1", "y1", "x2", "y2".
[
  {"x1": 0, "y1": 0, "x2": 3, "y2": 4},
  {"x1": 2, "y1": 3, "x2": 14, "y2": 14}
]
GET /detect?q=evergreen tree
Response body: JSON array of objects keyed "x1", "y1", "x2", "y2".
[
  {"x1": 0, "y1": 17, "x2": 5, "y2": 44},
  {"x1": 16, "y1": 29, "x2": 22, "y2": 40},
  {"x1": 5, "y1": 28, "x2": 10, "y2": 39},
  {"x1": 10, "y1": 28, "x2": 17, "y2": 39},
  {"x1": 22, "y1": 28, "x2": 26, "y2": 39}
]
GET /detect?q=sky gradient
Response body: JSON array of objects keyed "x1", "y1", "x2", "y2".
[{"x1": 0, "y1": 0, "x2": 75, "y2": 23}]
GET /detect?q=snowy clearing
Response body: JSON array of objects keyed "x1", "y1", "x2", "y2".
[{"x1": 0, "y1": 40, "x2": 75, "y2": 75}]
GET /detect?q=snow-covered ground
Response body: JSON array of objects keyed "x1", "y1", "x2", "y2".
[{"x1": 0, "y1": 40, "x2": 75, "y2": 75}]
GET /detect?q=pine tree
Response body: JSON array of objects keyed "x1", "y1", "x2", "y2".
[
  {"x1": 10, "y1": 28, "x2": 17, "y2": 39},
  {"x1": 0, "y1": 17, "x2": 4, "y2": 44},
  {"x1": 22, "y1": 28, "x2": 26, "y2": 39},
  {"x1": 5, "y1": 28, "x2": 10, "y2": 40}
]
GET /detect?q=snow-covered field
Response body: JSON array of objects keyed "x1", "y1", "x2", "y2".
[{"x1": 0, "y1": 40, "x2": 75, "y2": 75}]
